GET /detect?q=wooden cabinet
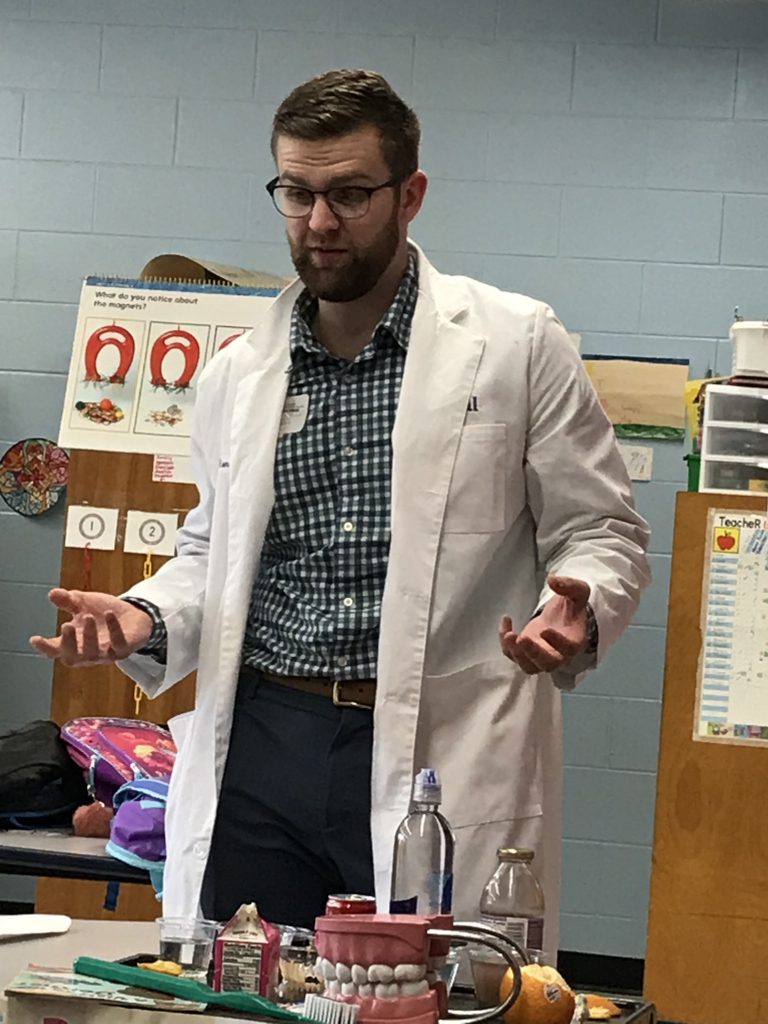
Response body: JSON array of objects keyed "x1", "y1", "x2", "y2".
[
  {"x1": 36, "y1": 449, "x2": 197, "y2": 920},
  {"x1": 644, "y1": 491, "x2": 768, "y2": 1024}
]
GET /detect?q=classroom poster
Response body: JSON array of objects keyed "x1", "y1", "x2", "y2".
[
  {"x1": 582, "y1": 355, "x2": 689, "y2": 440},
  {"x1": 695, "y1": 508, "x2": 768, "y2": 745},
  {"x1": 59, "y1": 277, "x2": 278, "y2": 457}
]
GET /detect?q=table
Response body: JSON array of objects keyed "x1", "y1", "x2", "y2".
[
  {"x1": 0, "y1": 920, "x2": 239, "y2": 1023},
  {"x1": 0, "y1": 830, "x2": 148, "y2": 883},
  {"x1": 0, "y1": 918, "x2": 157, "y2": 990},
  {"x1": 0, "y1": 921, "x2": 657, "y2": 1024}
]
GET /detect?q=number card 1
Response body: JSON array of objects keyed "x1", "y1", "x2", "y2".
[
  {"x1": 124, "y1": 510, "x2": 178, "y2": 556},
  {"x1": 65, "y1": 505, "x2": 119, "y2": 550}
]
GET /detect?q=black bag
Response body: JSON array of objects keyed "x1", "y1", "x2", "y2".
[{"x1": 0, "y1": 720, "x2": 88, "y2": 827}]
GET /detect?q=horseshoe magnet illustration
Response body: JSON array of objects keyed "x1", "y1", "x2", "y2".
[
  {"x1": 218, "y1": 330, "x2": 245, "y2": 352},
  {"x1": 83, "y1": 324, "x2": 136, "y2": 384},
  {"x1": 149, "y1": 328, "x2": 201, "y2": 390}
]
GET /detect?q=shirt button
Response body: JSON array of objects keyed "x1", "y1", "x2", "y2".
[
  {"x1": 343, "y1": 446, "x2": 356, "y2": 457},
  {"x1": 336, "y1": 655, "x2": 349, "y2": 668},
  {"x1": 342, "y1": 520, "x2": 354, "y2": 532},
  {"x1": 343, "y1": 596, "x2": 354, "y2": 607}
]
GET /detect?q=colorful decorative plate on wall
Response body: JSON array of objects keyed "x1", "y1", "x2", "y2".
[{"x1": 0, "y1": 438, "x2": 69, "y2": 516}]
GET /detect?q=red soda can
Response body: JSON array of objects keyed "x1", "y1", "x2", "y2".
[{"x1": 325, "y1": 894, "x2": 377, "y2": 916}]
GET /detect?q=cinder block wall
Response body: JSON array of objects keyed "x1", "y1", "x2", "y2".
[{"x1": 1, "y1": 0, "x2": 766, "y2": 952}]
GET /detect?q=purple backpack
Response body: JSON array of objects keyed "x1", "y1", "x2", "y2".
[
  {"x1": 106, "y1": 777, "x2": 169, "y2": 895},
  {"x1": 60, "y1": 717, "x2": 176, "y2": 806}
]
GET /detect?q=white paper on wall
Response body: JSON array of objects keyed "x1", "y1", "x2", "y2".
[{"x1": 618, "y1": 443, "x2": 653, "y2": 481}]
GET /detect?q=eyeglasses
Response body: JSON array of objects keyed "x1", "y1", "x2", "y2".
[{"x1": 265, "y1": 176, "x2": 401, "y2": 220}]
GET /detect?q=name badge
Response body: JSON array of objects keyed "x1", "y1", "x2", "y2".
[{"x1": 279, "y1": 393, "x2": 309, "y2": 436}]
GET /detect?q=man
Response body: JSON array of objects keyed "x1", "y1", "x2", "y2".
[{"x1": 31, "y1": 69, "x2": 650, "y2": 955}]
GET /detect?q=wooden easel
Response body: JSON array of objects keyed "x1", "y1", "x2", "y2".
[
  {"x1": 37, "y1": 259, "x2": 288, "y2": 920},
  {"x1": 36, "y1": 450, "x2": 197, "y2": 920},
  {"x1": 645, "y1": 491, "x2": 768, "y2": 1024}
]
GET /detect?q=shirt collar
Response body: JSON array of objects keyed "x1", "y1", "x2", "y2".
[{"x1": 290, "y1": 249, "x2": 419, "y2": 360}]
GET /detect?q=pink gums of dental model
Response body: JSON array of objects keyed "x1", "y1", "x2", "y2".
[{"x1": 314, "y1": 914, "x2": 453, "y2": 1024}]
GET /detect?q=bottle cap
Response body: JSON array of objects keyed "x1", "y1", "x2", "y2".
[
  {"x1": 413, "y1": 767, "x2": 442, "y2": 804},
  {"x1": 497, "y1": 847, "x2": 534, "y2": 862}
]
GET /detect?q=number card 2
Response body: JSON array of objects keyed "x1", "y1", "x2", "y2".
[{"x1": 124, "y1": 510, "x2": 178, "y2": 556}]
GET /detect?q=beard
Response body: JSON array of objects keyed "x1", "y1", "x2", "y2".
[{"x1": 288, "y1": 203, "x2": 401, "y2": 303}]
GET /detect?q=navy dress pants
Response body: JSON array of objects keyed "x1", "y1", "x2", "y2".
[{"x1": 200, "y1": 669, "x2": 375, "y2": 927}]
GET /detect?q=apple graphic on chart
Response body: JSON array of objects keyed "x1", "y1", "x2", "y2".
[{"x1": 717, "y1": 532, "x2": 736, "y2": 551}]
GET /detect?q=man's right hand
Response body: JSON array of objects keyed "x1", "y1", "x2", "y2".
[{"x1": 30, "y1": 589, "x2": 154, "y2": 666}]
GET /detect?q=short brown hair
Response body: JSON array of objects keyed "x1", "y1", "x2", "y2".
[{"x1": 271, "y1": 69, "x2": 420, "y2": 180}]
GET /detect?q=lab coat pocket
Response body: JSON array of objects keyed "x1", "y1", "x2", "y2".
[
  {"x1": 414, "y1": 659, "x2": 542, "y2": 829},
  {"x1": 443, "y1": 423, "x2": 507, "y2": 534}
]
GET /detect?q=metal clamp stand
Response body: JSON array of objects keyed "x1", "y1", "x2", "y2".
[{"x1": 428, "y1": 922, "x2": 529, "y2": 1024}]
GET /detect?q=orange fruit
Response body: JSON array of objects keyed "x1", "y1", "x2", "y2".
[{"x1": 499, "y1": 963, "x2": 576, "y2": 1024}]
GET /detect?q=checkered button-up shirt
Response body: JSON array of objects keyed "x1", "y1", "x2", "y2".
[{"x1": 241, "y1": 252, "x2": 418, "y2": 680}]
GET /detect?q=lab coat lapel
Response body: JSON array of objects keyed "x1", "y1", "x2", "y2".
[
  {"x1": 383, "y1": 261, "x2": 486, "y2": 660},
  {"x1": 227, "y1": 291, "x2": 296, "y2": 586},
  {"x1": 372, "y1": 259, "x2": 486, "y2": 904}
]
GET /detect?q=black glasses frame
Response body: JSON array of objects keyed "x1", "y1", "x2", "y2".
[{"x1": 265, "y1": 176, "x2": 401, "y2": 219}]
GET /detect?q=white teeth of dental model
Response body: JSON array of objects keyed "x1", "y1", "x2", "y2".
[
  {"x1": 317, "y1": 960, "x2": 432, "y2": 997},
  {"x1": 374, "y1": 983, "x2": 400, "y2": 999},
  {"x1": 350, "y1": 964, "x2": 368, "y2": 985},
  {"x1": 400, "y1": 980, "x2": 430, "y2": 997},
  {"x1": 394, "y1": 964, "x2": 427, "y2": 982},
  {"x1": 367, "y1": 964, "x2": 395, "y2": 983},
  {"x1": 336, "y1": 963, "x2": 352, "y2": 984},
  {"x1": 425, "y1": 971, "x2": 438, "y2": 985}
]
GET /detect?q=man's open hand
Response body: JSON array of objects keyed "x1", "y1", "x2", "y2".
[
  {"x1": 30, "y1": 589, "x2": 153, "y2": 667},
  {"x1": 499, "y1": 575, "x2": 591, "y2": 675}
]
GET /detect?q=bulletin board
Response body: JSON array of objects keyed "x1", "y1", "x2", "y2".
[{"x1": 644, "y1": 491, "x2": 768, "y2": 1024}]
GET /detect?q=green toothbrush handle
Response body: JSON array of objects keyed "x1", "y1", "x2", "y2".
[{"x1": 73, "y1": 956, "x2": 309, "y2": 1020}]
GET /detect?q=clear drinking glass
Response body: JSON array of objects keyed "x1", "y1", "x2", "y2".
[
  {"x1": 156, "y1": 916, "x2": 218, "y2": 980},
  {"x1": 437, "y1": 945, "x2": 462, "y2": 995}
]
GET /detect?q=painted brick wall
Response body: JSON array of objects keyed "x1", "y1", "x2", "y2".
[{"x1": 0, "y1": 0, "x2": 766, "y2": 950}]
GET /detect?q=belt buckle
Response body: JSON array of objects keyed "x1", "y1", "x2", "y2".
[{"x1": 332, "y1": 680, "x2": 370, "y2": 710}]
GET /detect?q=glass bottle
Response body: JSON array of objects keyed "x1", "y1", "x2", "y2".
[
  {"x1": 389, "y1": 768, "x2": 455, "y2": 914},
  {"x1": 469, "y1": 848, "x2": 545, "y2": 1008},
  {"x1": 480, "y1": 847, "x2": 545, "y2": 952}
]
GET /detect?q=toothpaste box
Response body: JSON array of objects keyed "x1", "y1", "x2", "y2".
[{"x1": 212, "y1": 902, "x2": 280, "y2": 997}]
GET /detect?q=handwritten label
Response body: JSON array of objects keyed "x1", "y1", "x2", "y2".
[{"x1": 279, "y1": 394, "x2": 310, "y2": 436}]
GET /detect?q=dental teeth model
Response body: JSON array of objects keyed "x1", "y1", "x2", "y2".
[{"x1": 313, "y1": 914, "x2": 450, "y2": 1024}]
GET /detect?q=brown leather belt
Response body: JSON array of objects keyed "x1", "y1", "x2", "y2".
[{"x1": 262, "y1": 672, "x2": 376, "y2": 709}]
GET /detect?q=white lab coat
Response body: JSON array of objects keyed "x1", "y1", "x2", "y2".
[{"x1": 120, "y1": 244, "x2": 650, "y2": 957}]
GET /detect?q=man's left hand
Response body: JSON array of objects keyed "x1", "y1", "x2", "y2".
[{"x1": 499, "y1": 575, "x2": 591, "y2": 675}]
